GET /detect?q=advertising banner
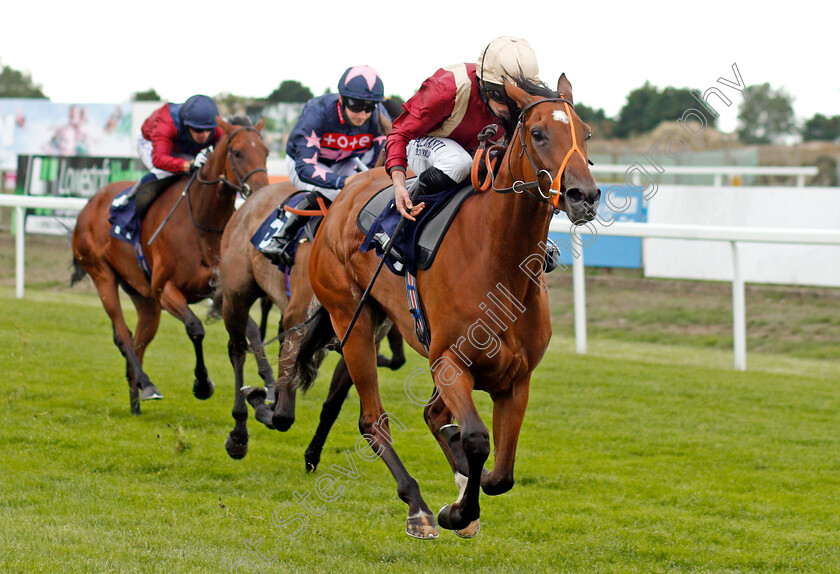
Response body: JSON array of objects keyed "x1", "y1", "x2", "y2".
[
  {"x1": 16, "y1": 155, "x2": 144, "y2": 235},
  {"x1": 550, "y1": 185, "x2": 646, "y2": 268},
  {"x1": 0, "y1": 100, "x2": 133, "y2": 171}
]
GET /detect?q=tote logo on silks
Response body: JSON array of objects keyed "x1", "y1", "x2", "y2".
[{"x1": 320, "y1": 133, "x2": 373, "y2": 152}]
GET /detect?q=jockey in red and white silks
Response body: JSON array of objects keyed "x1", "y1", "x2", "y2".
[
  {"x1": 386, "y1": 36, "x2": 540, "y2": 221},
  {"x1": 385, "y1": 63, "x2": 505, "y2": 186}
]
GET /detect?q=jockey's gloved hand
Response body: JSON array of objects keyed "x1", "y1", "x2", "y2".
[{"x1": 191, "y1": 147, "x2": 213, "y2": 170}]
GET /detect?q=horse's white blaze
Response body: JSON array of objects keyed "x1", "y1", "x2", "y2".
[
  {"x1": 553, "y1": 110, "x2": 569, "y2": 124},
  {"x1": 454, "y1": 472, "x2": 468, "y2": 504}
]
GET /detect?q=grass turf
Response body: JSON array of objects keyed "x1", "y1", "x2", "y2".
[{"x1": 1, "y1": 287, "x2": 838, "y2": 573}]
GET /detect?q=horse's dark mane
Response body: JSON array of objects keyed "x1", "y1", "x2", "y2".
[
  {"x1": 226, "y1": 114, "x2": 254, "y2": 127},
  {"x1": 511, "y1": 73, "x2": 557, "y2": 99},
  {"x1": 496, "y1": 73, "x2": 558, "y2": 135}
]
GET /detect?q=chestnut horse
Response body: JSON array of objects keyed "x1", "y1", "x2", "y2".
[
  {"x1": 71, "y1": 117, "x2": 269, "y2": 414},
  {"x1": 295, "y1": 75, "x2": 599, "y2": 538},
  {"x1": 218, "y1": 181, "x2": 406, "y2": 470}
]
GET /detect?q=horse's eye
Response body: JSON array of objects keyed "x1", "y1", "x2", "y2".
[
  {"x1": 232, "y1": 149, "x2": 243, "y2": 159},
  {"x1": 586, "y1": 132, "x2": 592, "y2": 141},
  {"x1": 530, "y1": 128, "x2": 545, "y2": 142}
]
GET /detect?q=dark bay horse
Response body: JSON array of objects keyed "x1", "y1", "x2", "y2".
[
  {"x1": 71, "y1": 117, "x2": 269, "y2": 414},
  {"x1": 295, "y1": 75, "x2": 599, "y2": 538},
  {"x1": 217, "y1": 181, "x2": 405, "y2": 470}
]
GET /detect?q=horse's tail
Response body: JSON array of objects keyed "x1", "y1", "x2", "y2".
[
  {"x1": 291, "y1": 305, "x2": 336, "y2": 392},
  {"x1": 70, "y1": 258, "x2": 87, "y2": 286}
]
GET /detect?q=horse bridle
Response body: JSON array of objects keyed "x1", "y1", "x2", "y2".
[
  {"x1": 196, "y1": 126, "x2": 268, "y2": 198},
  {"x1": 482, "y1": 97, "x2": 589, "y2": 211},
  {"x1": 182, "y1": 125, "x2": 267, "y2": 234}
]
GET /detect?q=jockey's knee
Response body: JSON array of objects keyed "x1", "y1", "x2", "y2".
[{"x1": 432, "y1": 148, "x2": 472, "y2": 184}]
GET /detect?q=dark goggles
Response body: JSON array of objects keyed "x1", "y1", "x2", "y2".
[
  {"x1": 484, "y1": 84, "x2": 508, "y2": 103},
  {"x1": 188, "y1": 126, "x2": 214, "y2": 134},
  {"x1": 344, "y1": 98, "x2": 377, "y2": 113}
]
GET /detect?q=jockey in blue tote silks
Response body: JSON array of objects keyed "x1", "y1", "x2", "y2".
[{"x1": 259, "y1": 65, "x2": 390, "y2": 264}]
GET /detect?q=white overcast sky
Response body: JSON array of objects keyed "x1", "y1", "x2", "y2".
[{"x1": 3, "y1": 0, "x2": 836, "y2": 133}]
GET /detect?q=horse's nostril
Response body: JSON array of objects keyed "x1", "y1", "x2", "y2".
[{"x1": 565, "y1": 188, "x2": 583, "y2": 203}]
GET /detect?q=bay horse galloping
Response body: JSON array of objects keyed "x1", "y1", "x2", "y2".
[
  {"x1": 72, "y1": 117, "x2": 269, "y2": 414},
  {"x1": 299, "y1": 75, "x2": 599, "y2": 537},
  {"x1": 218, "y1": 181, "x2": 405, "y2": 470}
]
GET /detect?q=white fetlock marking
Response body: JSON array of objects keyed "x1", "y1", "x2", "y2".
[{"x1": 454, "y1": 472, "x2": 468, "y2": 504}]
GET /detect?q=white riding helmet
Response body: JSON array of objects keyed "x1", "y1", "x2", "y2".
[{"x1": 476, "y1": 36, "x2": 540, "y2": 86}]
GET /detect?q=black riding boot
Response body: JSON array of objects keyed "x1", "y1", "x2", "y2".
[
  {"x1": 260, "y1": 193, "x2": 321, "y2": 265},
  {"x1": 415, "y1": 166, "x2": 458, "y2": 195}
]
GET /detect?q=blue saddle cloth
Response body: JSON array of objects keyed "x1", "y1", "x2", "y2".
[
  {"x1": 359, "y1": 182, "x2": 472, "y2": 275},
  {"x1": 250, "y1": 193, "x2": 321, "y2": 273},
  {"x1": 108, "y1": 185, "x2": 151, "y2": 279}
]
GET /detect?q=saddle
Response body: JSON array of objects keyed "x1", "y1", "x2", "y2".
[
  {"x1": 134, "y1": 174, "x2": 183, "y2": 219},
  {"x1": 107, "y1": 174, "x2": 187, "y2": 279},
  {"x1": 250, "y1": 192, "x2": 325, "y2": 273},
  {"x1": 357, "y1": 178, "x2": 475, "y2": 274}
]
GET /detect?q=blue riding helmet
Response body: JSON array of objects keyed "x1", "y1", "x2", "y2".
[
  {"x1": 181, "y1": 95, "x2": 219, "y2": 129},
  {"x1": 338, "y1": 65, "x2": 385, "y2": 102}
]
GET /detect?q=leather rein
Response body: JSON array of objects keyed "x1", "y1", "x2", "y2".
[
  {"x1": 196, "y1": 125, "x2": 268, "y2": 198},
  {"x1": 470, "y1": 97, "x2": 589, "y2": 211},
  {"x1": 189, "y1": 125, "x2": 268, "y2": 233}
]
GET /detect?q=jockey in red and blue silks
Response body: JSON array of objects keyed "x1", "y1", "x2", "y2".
[
  {"x1": 139, "y1": 94, "x2": 223, "y2": 179},
  {"x1": 113, "y1": 95, "x2": 223, "y2": 208},
  {"x1": 260, "y1": 65, "x2": 390, "y2": 264}
]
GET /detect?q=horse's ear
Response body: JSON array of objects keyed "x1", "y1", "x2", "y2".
[
  {"x1": 216, "y1": 115, "x2": 232, "y2": 132},
  {"x1": 504, "y1": 82, "x2": 533, "y2": 109},
  {"x1": 255, "y1": 117, "x2": 266, "y2": 132},
  {"x1": 557, "y1": 74, "x2": 574, "y2": 103}
]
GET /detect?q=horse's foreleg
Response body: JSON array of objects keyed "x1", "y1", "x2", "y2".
[
  {"x1": 88, "y1": 268, "x2": 148, "y2": 414},
  {"x1": 482, "y1": 377, "x2": 531, "y2": 496},
  {"x1": 339, "y1": 312, "x2": 438, "y2": 539},
  {"x1": 160, "y1": 285, "x2": 214, "y2": 400},
  {"x1": 431, "y1": 353, "x2": 488, "y2": 537},
  {"x1": 377, "y1": 325, "x2": 406, "y2": 370},
  {"x1": 128, "y1": 293, "x2": 164, "y2": 401},
  {"x1": 269, "y1": 295, "x2": 311, "y2": 431},
  {"x1": 225, "y1": 329, "x2": 250, "y2": 459},
  {"x1": 258, "y1": 296, "x2": 272, "y2": 341},
  {"x1": 304, "y1": 357, "x2": 353, "y2": 472},
  {"x1": 245, "y1": 316, "x2": 274, "y2": 387},
  {"x1": 424, "y1": 392, "x2": 469, "y2": 476}
]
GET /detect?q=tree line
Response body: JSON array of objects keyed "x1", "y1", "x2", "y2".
[{"x1": 2, "y1": 60, "x2": 837, "y2": 145}]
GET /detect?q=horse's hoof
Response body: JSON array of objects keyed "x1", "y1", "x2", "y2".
[
  {"x1": 241, "y1": 386, "x2": 267, "y2": 408},
  {"x1": 141, "y1": 385, "x2": 164, "y2": 401},
  {"x1": 193, "y1": 378, "x2": 215, "y2": 400},
  {"x1": 406, "y1": 512, "x2": 439, "y2": 539},
  {"x1": 438, "y1": 504, "x2": 476, "y2": 532},
  {"x1": 454, "y1": 519, "x2": 481, "y2": 539},
  {"x1": 304, "y1": 452, "x2": 320, "y2": 473},
  {"x1": 389, "y1": 358, "x2": 406, "y2": 371},
  {"x1": 271, "y1": 412, "x2": 295, "y2": 432},
  {"x1": 225, "y1": 434, "x2": 248, "y2": 460}
]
